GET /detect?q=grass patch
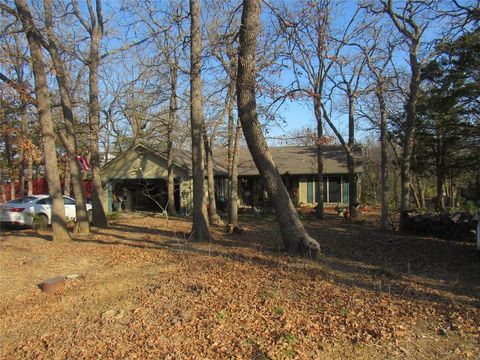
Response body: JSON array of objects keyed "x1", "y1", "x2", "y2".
[
  {"x1": 215, "y1": 311, "x2": 225, "y2": 320},
  {"x1": 282, "y1": 332, "x2": 297, "y2": 345},
  {"x1": 273, "y1": 306, "x2": 284, "y2": 315},
  {"x1": 259, "y1": 288, "x2": 276, "y2": 301},
  {"x1": 107, "y1": 212, "x2": 121, "y2": 222}
]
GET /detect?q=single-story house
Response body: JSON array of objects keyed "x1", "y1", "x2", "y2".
[
  {"x1": 214, "y1": 145, "x2": 362, "y2": 208},
  {"x1": 100, "y1": 143, "x2": 226, "y2": 213},
  {"x1": 100, "y1": 143, "x2": 362, "y2": 213}
]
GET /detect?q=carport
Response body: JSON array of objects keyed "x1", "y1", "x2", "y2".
[
  {"x1": 110, "y1": 178, "x2": 180, "y2": 212},
  {"x1": 101, "y1": 144, "x2": 194, "y2": 214}
]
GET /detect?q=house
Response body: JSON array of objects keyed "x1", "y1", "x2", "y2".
[
  {"x1": 100, "y1": 143, "x2": 362, "y2": 213},
  {"x1": 100, "y1": 143, "x2": 226, "y2": 213},
  {"x1": 215, "y1": 145, "x2": 362, "y2": 208}
]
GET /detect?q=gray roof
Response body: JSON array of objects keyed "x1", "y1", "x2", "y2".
[
  {"x1": 215, "y1": 145, "x2": 362, "y2": 176},
  {"x1": 103, "y1": 143, "x2": 361, "y2": 178}
]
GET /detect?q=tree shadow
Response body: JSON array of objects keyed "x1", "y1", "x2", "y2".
[
  {"x1": 0, "y1": 227, "x2": 52, "y2": 241},
  {"x1": 73, "y1": 213, "x2": 479, "y2": 309}
]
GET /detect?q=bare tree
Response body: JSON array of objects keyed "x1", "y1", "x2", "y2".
[
  {"x1": 72, "y1": 0, "x2": 108, "y2": 228},
  {"x1": 277, "y1": 0, "x2": 356, "y2": 219},
  {"x1": 190, "y1": 0, "x2": 210, "y2": 240},
  {"x1": 355, "y1": 24, "x2": 396, "y2": 229},
  {"x1": 0, "y1": 32, "x2": 44, "y2": 198},
  {"x1": 13, "y1": 0, "x2": 70, "y2": 241},
  {"x1": 43, "y1": 0, "x2": 90, "y2": 234},
  {"x1": 131, "y1": 0, "x2": 188, "y2": 217},
  {"x1": 208, "y1": 11, "x2": 241, "y2": 226},
  {"x1": 372, "y1": 0, "x2": 431, "y2": 224},
  {"x1": 322, "y1": 50, "x2": 367, "y2": 218},
  {"x1": 237, "y1": 0, "x2": 320, "y2": 255}
]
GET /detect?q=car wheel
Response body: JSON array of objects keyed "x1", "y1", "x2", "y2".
[
  {"x1": 87, "y1": 209, "x2": 93, "y2": 223},
  {"x1": 33, "y1": 213, "x2": 49, "y2": 229}
]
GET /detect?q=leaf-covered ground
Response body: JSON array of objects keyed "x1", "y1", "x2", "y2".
[{"x1": 0, "y1": 211, "x2": 479, "y2": 359}]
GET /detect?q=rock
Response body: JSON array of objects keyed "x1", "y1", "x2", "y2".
[
  {"x1": 233, "y1": 225, "x2": 244, "y2": 234},
  {"x1": 65, "y1": 274, "x2": 80, "y2": 280},
  {"x1": 101, "y1": 309, "x2": 124, "y2": 321},
  {"x1": 38, "y1": 276, "x2": 66, "y2": 294},
  {"x1": 226, "y1": 224, "x2": 244, "y2": 234}
]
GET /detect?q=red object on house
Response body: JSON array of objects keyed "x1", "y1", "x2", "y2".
[
  {"x1": 1, "y1": 178, "x2": 92, "y2": 202},
  {"x1": 76, "y1": 156, "x2": 91, "y2": 171}
]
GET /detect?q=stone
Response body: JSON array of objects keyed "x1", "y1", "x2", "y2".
[
  {"x1": 437, "y1": 328, "x2": 447, "y2": 336},
  {"x1": 233, "y1": 225, "x2": 244, "y2": 234},
  {"x1": 38, "y1": 276, "x2": 66, "y2": 294},
  {"x1": 101, "y1": 309, "x2": 124, "y2": 321},
  {"x1": 65, "y1": 274, "x2": 80, "y2": 280}
]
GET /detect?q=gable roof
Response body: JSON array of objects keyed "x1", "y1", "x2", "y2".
[
  {"x1": 102, "y1": 143, "x2": 362, "y2": 178},
  {"x1": 214, "y1": 145, "x2": 363, "y2": 176},
  {"x1": 101, "y1": 143, "x2": 228, "y2": 176}
]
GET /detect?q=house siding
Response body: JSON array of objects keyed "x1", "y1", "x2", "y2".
[
  {"x1": 101, "y1": 147, "x2": 193, "y2": 213},
  {"x1": 296, "y1": 175, "x2": 357, "y2": 205},
  {"x1": 101, "y1": 151, "x2": 190, "y2": 181}
]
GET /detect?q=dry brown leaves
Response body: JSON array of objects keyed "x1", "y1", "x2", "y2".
[{"x1": 0, "y1": 212, "x2": 478, "y2": 359}]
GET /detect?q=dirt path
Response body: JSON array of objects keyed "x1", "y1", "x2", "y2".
[{"x1": 0, "y1": 213, "x2": 478, "y2": 359}]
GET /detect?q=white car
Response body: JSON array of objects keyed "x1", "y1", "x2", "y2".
[{"x1": 0, "y1": 195, "x2": 92, "y2": 227}]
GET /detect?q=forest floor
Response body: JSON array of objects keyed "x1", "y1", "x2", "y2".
[{"x1": 0, "y1": 210, "x2": 479, "y2": 359}]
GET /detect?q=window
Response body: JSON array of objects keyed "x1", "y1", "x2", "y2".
[
  {"x1": 63, "y1": 197, "x2": 76, "y2": 205},
  {"x1": 342, "y1": 178, "x2": 349, "y2": 203},
  {"x1": 7, "y1": 196, "x2": 37, "y2": 204},
  {"x1": 307, "y1": 178, "x2": 314, "y2": 203},
  {"x1": 37, "y1": 197, "x2": 52, "y2": 205},
  {"x1": 328, "y1": 176, "x2": 341, "y2": 203}
]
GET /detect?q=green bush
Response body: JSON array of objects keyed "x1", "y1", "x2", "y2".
[{"x1": 107, "y1": 211, "x2": 121, "y2": 221}]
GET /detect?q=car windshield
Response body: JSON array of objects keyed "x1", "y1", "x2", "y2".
[{"x1": 7, "y1": 196, "x2": 38, "y2": 204}]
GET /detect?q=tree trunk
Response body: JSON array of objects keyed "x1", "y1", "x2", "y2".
[
  {"x1": 226, "y1": 77, "x2": 236, "y2": 220},
  {"x1": 190, "y1": 0, "x2": 210, "y2": 240},
  {"x1": 409, "y1": 181, "x2": 421, "y2": 209},
  {"x1": 88, "y1": 19, "x2": 108, "y2": 228},
  {"x1": 393, "y1": 170, "x2": 400, "y2": 206},
  {"x1": 314, "y1": 99, "x2": 324, "y2": 219},
  {"x1": 377, "y1": 87, "x2": 389, "y2": 229},
  {"x1": 19, "y1": 109, "x2": 29, "y2": 196},
  {"x1": 166, "y1": 69, "x2": 177, "y2": 216},
  {"x1": 400, "y1": 43, "x2": 420, "y2": 214},
  {"x1": 15, "y1": 0, "x2": 70, "y2": 241},
  {"x1": 435, "y1": 140, "x2": 445, "y2": 212},
  {"x1": 415, "y1": 176, "x2": 426, "y2": 209},
  {"x1": 19, "y1": 149, "x2": 25, "y2": 197},
  {"x1": 347, "y1": 151, "x2": 357, "y2": 217},
  {"x1": 26, "y1": 149, "x2": 33, "y2": 195},
  {"x1": 2, "y1": 114, "x2": 15, "y2": 200},
  {"x1": 43, "y1": 0, "x2": 90, "y2": 234},
  {"x1": 237, "y1": 0, "x2": 320, "y2": 255},
  {"x1": 229, "y1": 122, "x2": 241, "y2": 226},
  {"x1": 166, "y1": 138, "x2": 176, "y2": 216},
  {"x1": 450, "y1": 179, "x2": 456, "y2": 208},
  {"x1": 19, "y1": 170, "x2": 25, "y2": 196},
  {"x1": 64, "y1": 160, "x2": 71, "y2": 196},
  {"x1": 205, "y1": 139, "x2": 222, "y2": 225},
  {"x1": 346, "y1": 95, "x2": 358, "y2": 218},
  {"x1": 436, "y1": 173, "x2": 445, "y2": 212},
  {"x1": 10, "y1": 181, "x2": 15, "y2": 200},
  {"x1": 0, "y1": 161, "x2": 6, "y2": 203}
]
